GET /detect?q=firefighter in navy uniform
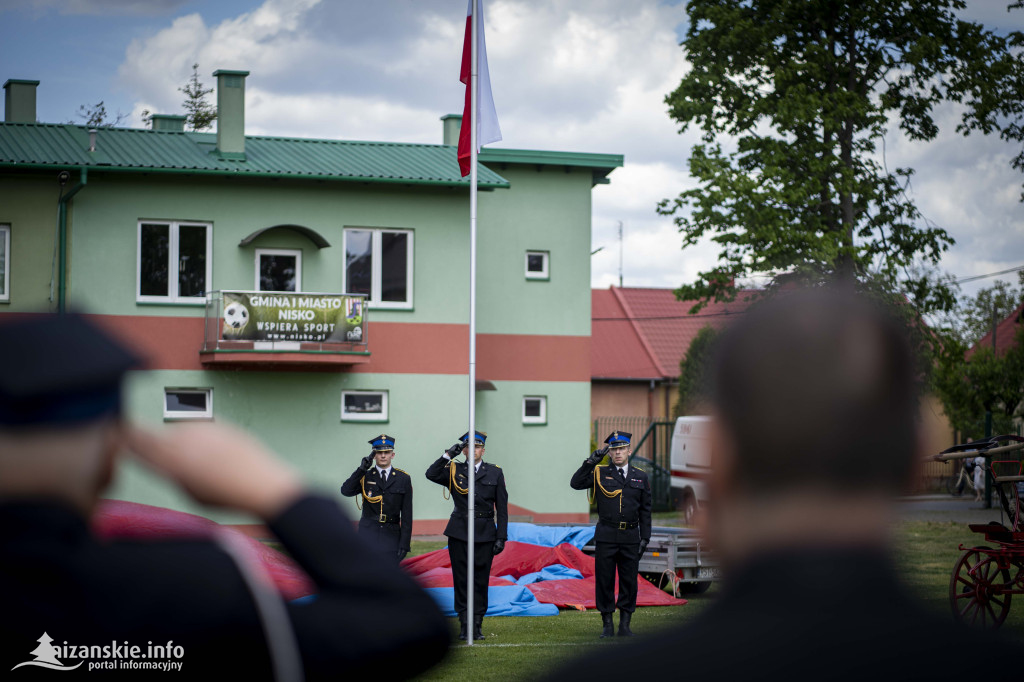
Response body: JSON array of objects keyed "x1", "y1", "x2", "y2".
[
  {"x1": 425, "y1": 430, "x2": 508, "y2": 641},
  {"x1": 570, "y1": 431, "x2": 652, "y2": 638},
  {"x1": 340, "y1": 434, "x2": 413, "y2": 562}
]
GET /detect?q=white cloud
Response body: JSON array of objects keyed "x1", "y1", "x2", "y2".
[
  {"x1": 118, "y1": 0, "x2": 324, "y2": 116},
  {"x1": 245, "y1": 87, "x2": 437, "y2": 141}
]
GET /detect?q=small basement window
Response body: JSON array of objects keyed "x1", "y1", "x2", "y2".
[
  {"x1": 164, "y1": 388, "x2": 213, "y2": 420},
  {"x1": 522, "y1": 395, "x2": 547, "y2": 425},
  {"x1": 341, "y1": 390, "x2": 389, "y2": 422}
]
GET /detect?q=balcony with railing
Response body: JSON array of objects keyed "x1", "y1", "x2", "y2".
[{"x1": 200, "y1": 290, "x2": 369, "y2": 369}]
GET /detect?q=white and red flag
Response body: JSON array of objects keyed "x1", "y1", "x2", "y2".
[{"x1": 458, "y1": 0, "x2": 501, "y2": 176}]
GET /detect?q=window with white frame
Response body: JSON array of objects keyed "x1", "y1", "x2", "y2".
[
  {"x1": 522, "y1": 395, "x2": 547, "y2": 425},
  {"x1": 255, "y1": 248, "x2": 301, "y2": 292},
  {"x1": 0, "y1": 224, "x2": 9, "y2": 302},
  {"x1": 341, "y1": 390, "x2": 389, "y2": 422},
  {"x1": 525, "y1": 251, "x2": 549, "y2": 280},
  {"x1": 163, "y1": 388, "x2": 213, "y2": 420},
  {"x1": 137, "y1": 221, "x2": 211, "y2": 303},
  {"x1": 343, "y1": 228, "x2": 413, "y2": 309}
]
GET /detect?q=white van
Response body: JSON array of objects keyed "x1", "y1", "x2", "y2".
[{"x1": 670, "y1": 416, "x2": 713, "y2": 524}]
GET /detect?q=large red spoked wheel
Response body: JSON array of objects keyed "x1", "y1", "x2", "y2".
[{"x1": 949, "y1": 546, "x2": 1012, "y2": 629}]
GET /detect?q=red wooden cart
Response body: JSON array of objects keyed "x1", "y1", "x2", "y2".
[{"x1": 933, "y1": 435, "x2": 1024, "y2": 629}]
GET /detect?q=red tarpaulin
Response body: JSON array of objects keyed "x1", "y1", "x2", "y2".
[{"x1": 402, "y1": 541, "x2": 686, "y2": 609}]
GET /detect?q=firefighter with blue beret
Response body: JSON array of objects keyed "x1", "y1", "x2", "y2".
[
  {"x1": 426, "y1": 430, "x2": 508, "y2": 641},
  {"x1": 571, "y1": 431, "x2": 652, "y2": 637},
  {"x1": 341, "y1": 434, "x2": 413, "y2": 562}
]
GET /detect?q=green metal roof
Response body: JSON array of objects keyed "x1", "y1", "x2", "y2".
[{"x1": 0, "y1": 123, "x2": 512, "y2": 189}]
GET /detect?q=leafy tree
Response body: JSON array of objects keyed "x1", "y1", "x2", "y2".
[
  {"x1": 660, "y1": 0, "x2": 1024, "y2": 314},
  {"x1": 938, "y1": 272, "x2": 1024, "y2": 346},
  {"x1": 996, "y1": 0, "x2": 1024, "y2": 199},
  {"x1": 70, "y1": 101, "x2": 128, "y2": 127},
  {"x1": 676, "y1": 325, "x2": 719, "y2": 416},
  {"x1": 933, "y1": 326, "x2": 1024, "y2": 438},
  {"x1": 179, "y1": 63, "x2": 217, "y2": 131}
]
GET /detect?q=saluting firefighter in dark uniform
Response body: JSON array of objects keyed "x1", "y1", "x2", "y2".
[
  {"x1": 570, "y1": 431, "x2": 652, "y2": 638},
  {"x1": 425, "y1": 430, "x2": 508, "y2": 641},
  {"x1": 340, "y1": 434, "x2": 413, "y2": 562}
]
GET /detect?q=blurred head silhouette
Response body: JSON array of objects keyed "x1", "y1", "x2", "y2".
[{"x1": 706, "y1": 288, "x2": 919, "y2": 562}]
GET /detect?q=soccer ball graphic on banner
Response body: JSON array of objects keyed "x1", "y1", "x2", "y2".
[{"x1": 224, "y1": 301, "x2": 250, "y2": 330}]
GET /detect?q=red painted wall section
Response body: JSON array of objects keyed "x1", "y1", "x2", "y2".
[
  {"x1": 80, "y1": 315, "x2": 589, "y2": 382},
  {"x1": 477, "y1": 333, "x2": 590, "y2": 382},
  {"x1": 91, "y1": 314, "x2": 206, "y2": 370},
  {"x1": 350, "y1": 322, "x2": 468, "y2": 375}
]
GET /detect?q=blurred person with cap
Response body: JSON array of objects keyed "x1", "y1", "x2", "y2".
[
  {"x1": 546, "y1": 288, "x2": 1024, "y2": 680},
  {"x1": 570, "y1": 431, "x2": 652, "y2": 637},
  {"x1": 0, "y1": 313, "x2": 448, "y2": 680},
  {"x1": 425, "y1": 430, "x2": 508, "y2": 641},
  {"x1": 340, "y1": 434, "x2": 413, "y2": 562}
]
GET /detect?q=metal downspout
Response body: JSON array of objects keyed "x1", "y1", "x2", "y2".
[{"x1": 57, "y1": 168, "x2": 88, "y2": 313}]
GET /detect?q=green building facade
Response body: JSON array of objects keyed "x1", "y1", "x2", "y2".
[{"x1": 0, "y1": 74, "x2": 621, "y2": 529}]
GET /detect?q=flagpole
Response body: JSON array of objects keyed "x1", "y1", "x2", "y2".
[{"x1": 466, "y1": 0, "x2": 479, "y2": 647}]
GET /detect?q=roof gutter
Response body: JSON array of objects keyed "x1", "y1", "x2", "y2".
[
  {"x1": 56, "y1": 168, "x2": 87, "y2": 313},
  {"x1": 0, "y1": 162, "x2": 510, "y2": 189}
]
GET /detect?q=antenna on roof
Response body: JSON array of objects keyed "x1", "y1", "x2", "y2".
[{"x1": 618, "y1": 220, "x2": 624, "y2": 288}]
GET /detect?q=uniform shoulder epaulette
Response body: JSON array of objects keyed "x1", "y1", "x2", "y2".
[
  {"x1": 393, "y1": 467, "x2": 408, "y2": 475},
  {"x1": 491, "y1": 463, "x2": 501, "y2": 468},
  {"x1": 632, "y1": 465, "x2": 646, "y2": 473}
]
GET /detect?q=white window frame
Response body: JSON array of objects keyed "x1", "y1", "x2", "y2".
[
  {"x1": 341, "y1": 389, "x2": 389, "y2": 422},
  {"x1": 163, "y1": 388, "x2": 213, "y2": 420},
  {"x1": 522, "y1": 395, "x2": 547, "y2": 425},
  {"x1": 525, "y1": 250, "x2": 549, "y2": 280},
  {"x1": 342, "y1": 228, "x2": 414, "y2": 310},
  {"x1": 136, "y1": 220, "x2": 213, "y2": 304},
  {"x1": 0, "y1": 224, "x2": 9, "y2": 302},
  {"x1": 255, "y1": 248, "x2": 302, "y2": 292}
]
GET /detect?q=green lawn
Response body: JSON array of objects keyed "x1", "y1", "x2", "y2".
[{"x1": 407, "y1": 521, "x2": 1024, "y2": 680}]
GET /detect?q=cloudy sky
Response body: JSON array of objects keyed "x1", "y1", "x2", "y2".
[{"x1": 1, "y1": 0, "x2": 1022, "y2": 300}]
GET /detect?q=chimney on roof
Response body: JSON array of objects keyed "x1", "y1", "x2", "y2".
[
  {"x1": 4, "y1": 79, "x2": 39, "y2": 123},
  {"x1": 441, "y1": 114, "x2": 462, "y2": 146},
  {"x1": 150, "y1": 114, "x2": 187, "y2": 132},
  {"x1": 213, "y1": 69, "x2": 249, "y2": 158}
]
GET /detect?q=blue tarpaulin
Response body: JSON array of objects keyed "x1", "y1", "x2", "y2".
[
  {"x1": 506, "y1": 523, "x2": 594, "y2": 548},
  {"x1": 499, "y1": 564, "x2": 584, "y2": 585},
  {"x1": 424, "y1": 585, "x2": 559, "y2": 617}
]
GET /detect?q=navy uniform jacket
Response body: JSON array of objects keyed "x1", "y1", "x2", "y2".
[
  {"x1": 425, "y1": 457, "x2": 508, "y2": 543},
  {"x1": 340, "y1": 466, "x2": 414, "y2": 552},
  {"x1": 0, "y1": 494, "x2": 448, "y2": 680},
  {"x1": 570, "y1": 461, "x2": 652, "y2": 544}
]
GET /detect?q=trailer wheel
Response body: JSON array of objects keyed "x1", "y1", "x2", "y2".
[
  {"x1": 950, "y1": 546, "x2": 1011, "y2": 629},
  {"x1": 681, "y1": 491, "x2": 697, "y2": 525}
]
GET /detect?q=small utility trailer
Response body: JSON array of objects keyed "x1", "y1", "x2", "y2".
[{"x1": 544, "y1": 523, "x2": 721, "y2": 597}]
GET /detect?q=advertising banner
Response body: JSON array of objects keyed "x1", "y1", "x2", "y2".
[{"x1": 220, "y1": 292, "x2": 365, "y2": 343}]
